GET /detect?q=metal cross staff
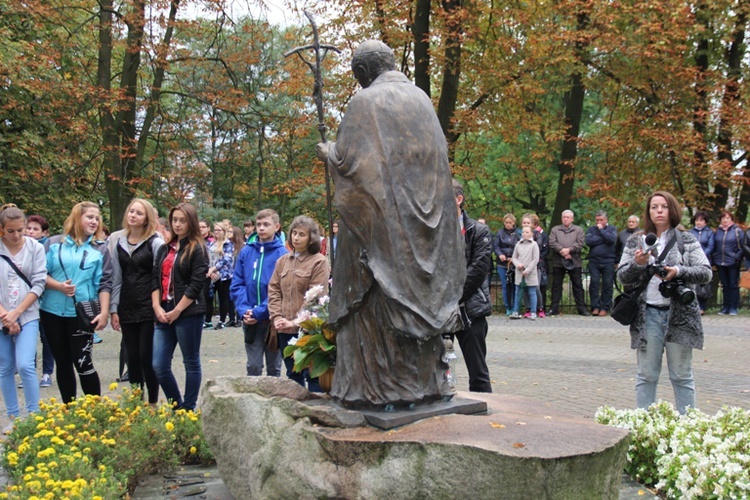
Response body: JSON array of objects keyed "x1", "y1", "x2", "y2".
[{"x1": 284, "y1": 10, "x2": 341, "y2": 270}]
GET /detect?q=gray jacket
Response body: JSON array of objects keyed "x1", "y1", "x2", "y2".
[
  {"x1": 549, "y1": 224, "x2": 585, "y2": 268},
  {"x1": 0, "y1": 237, "x2": 47, "y2": 326},
  {"x1": 617, "y1": 228, "x2": 711, "y2": 350}
]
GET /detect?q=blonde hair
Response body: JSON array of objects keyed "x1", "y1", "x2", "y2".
[
  {"x1": 522, "y1": 213, "x2": 540, "y2": 228},
  {"x1": 63, "y1": 202, "x2": 104, "y2": 245},
  {"x1": 212, "y1": 221, "x2": 229, "y2": 257},
  {"x1": 122, "y1": 198, "x2": 158, "y2": 242}
]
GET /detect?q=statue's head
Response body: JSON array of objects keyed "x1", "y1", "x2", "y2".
[{"x1": 351, "y1": 40, "x2": 396, "y2": 88}]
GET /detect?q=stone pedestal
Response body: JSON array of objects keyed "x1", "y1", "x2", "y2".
[{"x1": 201, "y1": 377, "x2": 629, "y2": 500}]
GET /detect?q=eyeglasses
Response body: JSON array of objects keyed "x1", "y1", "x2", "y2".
[{"x1": 213, "y1": 229, "x2": 224, "y2": 232}]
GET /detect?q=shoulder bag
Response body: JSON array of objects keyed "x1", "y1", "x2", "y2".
[{"x1": 58, "y1": 246, "x2": 101, "y2": 332}]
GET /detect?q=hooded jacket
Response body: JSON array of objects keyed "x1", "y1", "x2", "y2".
[
  {"x1": 0, "y1": 237, "x2": 47, "y2": 326},
  {"x1": 230, "y1": 235, "x2": 288, "y2": 322},
  {"x1": 41, "y1": 235, "x2": 113, "y2": 317}
]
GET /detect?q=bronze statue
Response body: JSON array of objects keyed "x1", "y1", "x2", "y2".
[{"x1": 317, "y1": 40, "x2": 465, "y2": 409}]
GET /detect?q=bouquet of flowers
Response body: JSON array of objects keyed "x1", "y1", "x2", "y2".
[{"x1": 282, "y1": 285, "x2": 336, "y2": 378}]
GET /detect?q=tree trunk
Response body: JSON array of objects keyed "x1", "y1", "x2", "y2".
[
  {"x1": 692, "y1": 1, "x2": 710, "y2": 211},
  {"x1": 133, "y1": 0, "x2": 179, "y2": 189},
  {"x1": 715, "y1": 7, "x2": 746, "y2": 216},
  {"x1": 99, "y1": 0, "x2": 123, "y2": 226},
  {"x1": 437, "y1": 0, "x2": 463, "y2": 155},
  {"x1": 551, "y1": 12, "x2": 589, "y2": 226},
  {"x1": 413, "y1": 0, "x2": 431, "y2": 97},
  {"x1": 115, "y1": 0, "x2": 146, "y2": 222}
]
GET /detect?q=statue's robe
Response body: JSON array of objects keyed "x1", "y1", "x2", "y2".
[{"x1": 325, "y1": 70, "x2": 465, "y2": 408}]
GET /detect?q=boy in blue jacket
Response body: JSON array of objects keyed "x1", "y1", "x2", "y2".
[{"x1": 230, "y1": 209, "x2": 288, "y2": 376}]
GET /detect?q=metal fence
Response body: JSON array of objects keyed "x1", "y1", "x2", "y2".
[{"x1": 490, "y1": 260, "x2": 749, "y2": 314}]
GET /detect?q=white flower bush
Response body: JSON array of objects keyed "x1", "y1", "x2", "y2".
[{"x1": 596, "y1": 402, "x2": 750, "y2": 499}]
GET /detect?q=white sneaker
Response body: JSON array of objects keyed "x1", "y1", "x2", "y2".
[
  {"x1": 509, "y1": 312, "x2": 521, "y2": 319},
  {"x1": 40, "y1": 374, "x2": 52, "y2": 387},
  {"x1": 529, "y1": 313, "x2": 537, "y2": 320}
]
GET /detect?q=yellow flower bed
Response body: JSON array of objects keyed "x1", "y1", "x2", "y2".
[{"x1": 1, "y1": 386, "x2": 213, "y2": 498}]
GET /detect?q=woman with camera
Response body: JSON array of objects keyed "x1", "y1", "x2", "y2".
[{"x1": 617, "y1": 191, "x2": 711, "y2": 414}]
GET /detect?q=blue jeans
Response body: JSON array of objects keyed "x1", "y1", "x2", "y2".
[
  {"x1": 636, "y1": 307, "x2": 695, "y2": 414},
  {"x1": 589, "y1": 262, "x2": 615, "y2": 312},
  {"x1": 513, "y1": 284, "x2": 537, "y2": 314},
  {"x1": 153, "y1": 303, "x2": 203, "y2": 411},
  {"x1": 39, "y1": 322, "x2": 54, "y2": 375},
  {"x1": 0, "y1": 320, "x2": 40, "y2": 417},
  {"x1": 497, "y1": 266, "x2": 511, "y2": 311},
  {"x1": 716, "y1": 265, "x2": 740, "y2": 313}
]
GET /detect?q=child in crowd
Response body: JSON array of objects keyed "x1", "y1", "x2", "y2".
[
  {"x1": 207, "y1": 222, "x2": 234, "y2": 329},
  {"x1": 230, "y1": 209, "x2": 288, "y2": 377},
  {"x1": 510, "y1": 226, "x2": 540, "y2": 320}
]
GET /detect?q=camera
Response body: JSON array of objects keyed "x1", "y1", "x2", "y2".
[{"x1": 658, "y1": 277, "x2": 696, "y2": 305}]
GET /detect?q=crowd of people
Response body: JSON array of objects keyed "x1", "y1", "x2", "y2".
[
  {"x1": 0, "y1": 191, "x2": 747, "y2": 425},
  {"x1": 0, "y1": 199, "x2": 344, "y2": 428},
  {"x1": 489, "y1": 207, "x2": 750, "y2": 318}
]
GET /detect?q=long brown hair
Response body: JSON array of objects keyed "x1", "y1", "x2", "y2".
[
  {"x1": 63, "y1": 202, "x2": 105, "y2": 245},
  {"x1": 643, "y1": 191, "x2": 682, "y2": 234},
  {"x1": 169, "y1": 203, "x2": 204, "y2": 264},
  {"x1": 230, "y1": 226, "x2": 244, "y2": 257}
]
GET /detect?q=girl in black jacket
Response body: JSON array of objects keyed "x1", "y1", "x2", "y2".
[
  {"x1": 110, "y1": 198, "x2": 164, "y2": 404},
  {"x1": 151, "y1": 203, "x2": 208, "y2": 411}
]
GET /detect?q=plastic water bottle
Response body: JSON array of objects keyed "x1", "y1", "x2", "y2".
[{"x1": 442, "y1": 338, "x2": 458, "y2": 395}]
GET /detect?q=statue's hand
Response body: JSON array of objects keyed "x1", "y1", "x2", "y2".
[{"x1": 316, "y1": 142, "x2": 329, "y2": 162}]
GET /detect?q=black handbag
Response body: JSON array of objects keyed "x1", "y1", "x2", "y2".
[
  {"x1": 75, "y1": 300, "x2": 101, "y2": 332},
  {"x1": 610, "y1": 288, "x2": 642, "y2": 326},
  {"x1": 58, "y1": 247, "x2": 101, "y2": 332}
]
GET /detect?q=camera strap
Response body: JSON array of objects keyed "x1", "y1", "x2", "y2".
[
  {"x1": 616, "y1": 232, "x2": 678, "y2": 298},
  {"x1": 654, "y1": 232, "x2": 678, "y2": 266}
]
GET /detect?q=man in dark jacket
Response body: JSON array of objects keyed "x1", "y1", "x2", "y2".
[
  {"x1": 585, "y1": 210, "x2": 618, "y2": 316},
  {"x1": 451, "y1": 180, "x2": 493, "y2": 393}
]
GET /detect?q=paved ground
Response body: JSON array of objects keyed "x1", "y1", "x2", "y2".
[
  {"x1": 1, "y1": 313, "x2": 746, "y2": 498},
  {"x1": 2, "y1": 312, "x2": 746, "y2": 428}
]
